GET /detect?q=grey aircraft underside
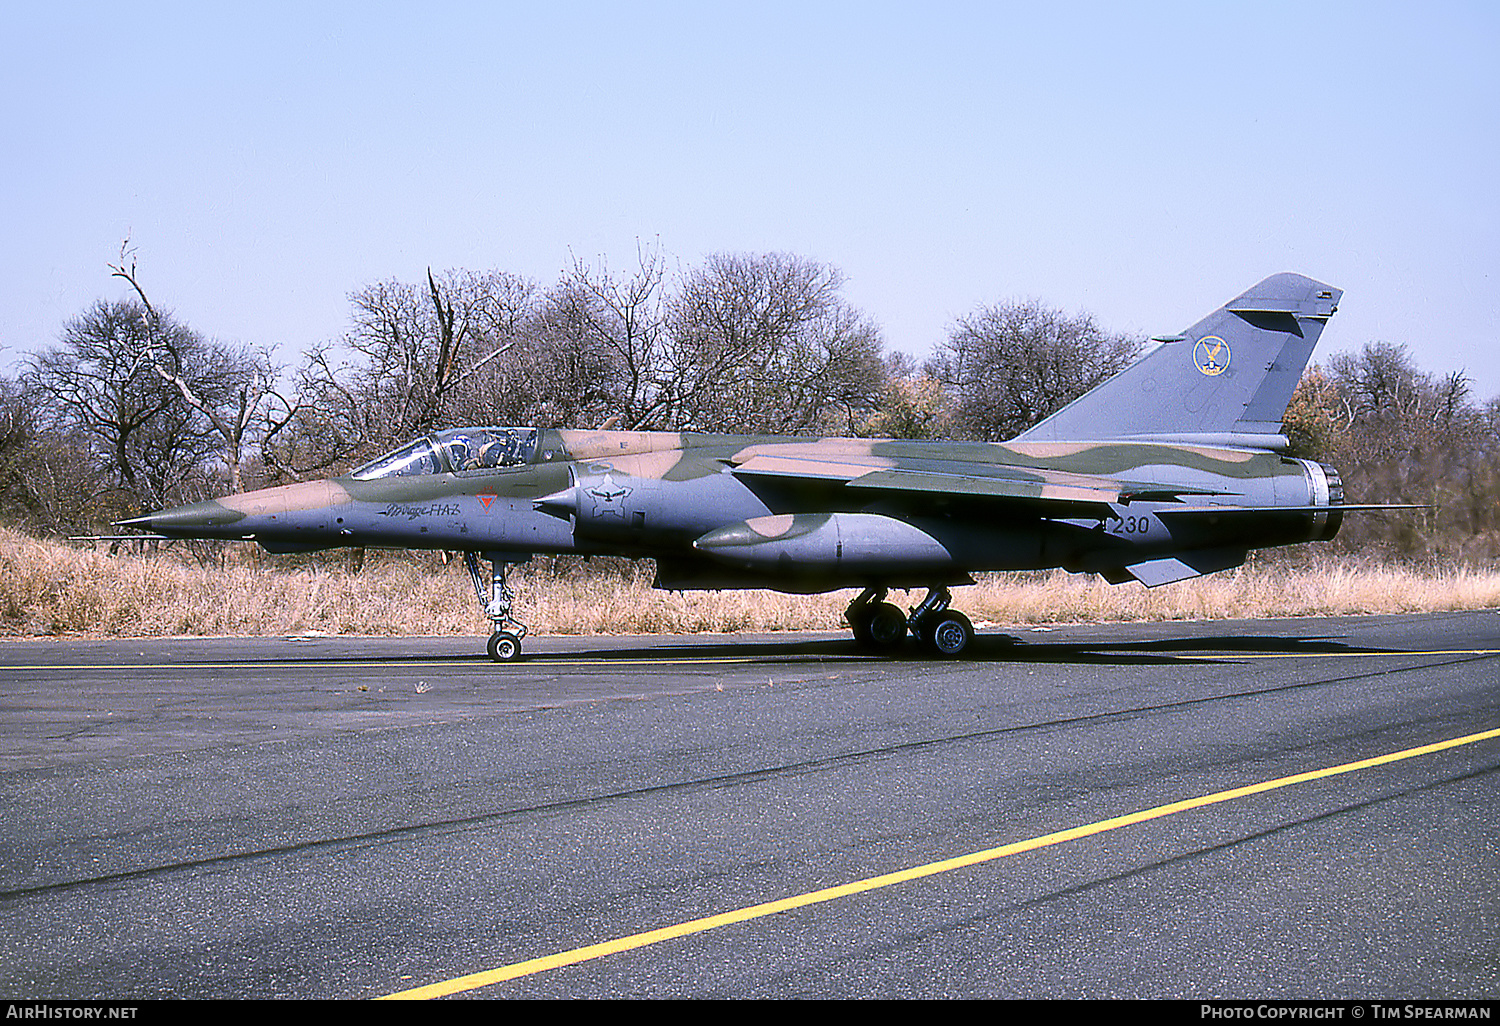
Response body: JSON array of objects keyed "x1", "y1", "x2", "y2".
[{"x1": 124, "y1": 272, "x2": 1397, "y2": 661}]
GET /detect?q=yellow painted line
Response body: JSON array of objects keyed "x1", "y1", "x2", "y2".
[
  {"x1": 0, "y1": 657, "x2": 820, "y2": 672},
  {"x1": 1196, "y1": 650, "x2": 1500, "y2": 660},
  {"x1": 380, "y1": 724, "x2": 1500, "y2": 1000}
]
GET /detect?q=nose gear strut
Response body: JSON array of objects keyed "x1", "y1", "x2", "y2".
[{"x1": 465, "y1": 551, "x2": 530, "y2": 662}]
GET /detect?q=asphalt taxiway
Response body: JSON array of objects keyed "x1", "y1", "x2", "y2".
[{"x1": 1, "y1": 611, "x2": 1497, "y2": 998}]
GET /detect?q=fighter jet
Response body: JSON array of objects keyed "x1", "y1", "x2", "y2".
[{"x1": 122, "y1": 272, "x2": 1393, "y2": 661}]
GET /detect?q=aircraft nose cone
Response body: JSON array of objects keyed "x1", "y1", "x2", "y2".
[{"x1": 117, "y1": 500, "x2": 246, "y2": 534}]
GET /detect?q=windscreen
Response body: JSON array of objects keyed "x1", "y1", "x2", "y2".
[{"x1": 349, "y1": 437, "x2": 442, "y2": 480}]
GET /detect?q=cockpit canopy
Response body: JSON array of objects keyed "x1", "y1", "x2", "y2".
[{"x1": 349, "y1": 427, "x2": 540, "y2": 480}]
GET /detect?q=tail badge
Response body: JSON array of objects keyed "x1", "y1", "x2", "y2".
[{"x1": 1193, "y1": 335, "x2": 1231, "y2": 376}]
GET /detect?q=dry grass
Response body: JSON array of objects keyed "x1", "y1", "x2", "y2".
[
  {"x1": 960, "y1": 562, "x2": 1500, "y2": 625},
  {"x1": 2, "y1": 526, "x2": 1496, "y2": 639}
]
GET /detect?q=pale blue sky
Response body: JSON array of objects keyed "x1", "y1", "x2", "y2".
[{"x1": 3, "y1": 1, "x2": 1497, "y2": 399}]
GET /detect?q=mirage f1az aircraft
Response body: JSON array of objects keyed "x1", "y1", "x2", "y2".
[{"x1": 124, "y1": 273, "x2": 1391, "y2": 661}]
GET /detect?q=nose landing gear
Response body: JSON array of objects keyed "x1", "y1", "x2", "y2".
[{"x1": 465, "y1": 551, "x2": 530, "y2": 662}]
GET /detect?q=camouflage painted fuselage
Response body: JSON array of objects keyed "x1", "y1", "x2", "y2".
[{"x1": 141, "y1": 427, "x2": 1342, "y2": 593}]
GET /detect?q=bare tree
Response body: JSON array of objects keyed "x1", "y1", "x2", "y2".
[
  {"x1": 1282, "y1": 366, "x2": 1347, "y2": 461},
  {"x1": 275, "y1": 267, "x2": 537, "y2": 476},
  {"x1": 663, "y1": 253, "x2": 886, "y2": 434},
  {"x1": 1295, "y1": 341, "x2": 1497, "y2": 559},
  {"x1": 108, "y1": 251, "x2": 287, "y2": 493},
  {"x1": 428, "y1": 268, "x2": 538, "y2": 425},
  {"x1": 861, "y1": 353, "x2": 955, "y2": 440},
  {"x1": 517, "y1": 246, "x2": 669, "y2": 430},
  {"x1": 25, "y1": 298, "x2": 227, "y2": 515},
  {"x1": 276, "y1": 250, "x2": 886, "y2": 447},
  {"x1": 0, "y1": 378, "x2": 100, "y2": 531},
  {"x1": 928, "y1": 299, "x2": 1139, "y2": 441}
]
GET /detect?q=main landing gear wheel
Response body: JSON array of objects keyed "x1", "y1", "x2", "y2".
[
  {"x1": 846, "y1": 585, "x2": 977, "y2": 658},
  {"x1": 918, "y1": 609, "x2": 974, "y2": 658},
  {"x1": 908, "y1": 586, "x2": 974, "y2": 658},
  {"x1": 864, "y1": 602, "x2": 908, "y2": 649},
  {"x1": 466, "y1": 551, "x2": 530, "y2": 662},
  {"x1": 846, "y1": 589, "x2": 906, "y2": 652}
]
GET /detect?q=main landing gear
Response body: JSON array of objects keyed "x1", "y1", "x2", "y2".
[
  {"x1": 845, "y1": 585, "x2": 975, "y2": 658},
  {"x1": 465, "y1": 551, "x2": 529, "y2": 662}
]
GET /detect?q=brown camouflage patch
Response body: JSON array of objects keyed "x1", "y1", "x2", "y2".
[
  {"x1": 746, "y1": 514, "x2": 796, "y2": 538},
  {"x1": 607, "y1": 450, "x2": 687, "y2": 480},
  {"x1": 1005, "y1": 441, "x2": 1259, "y2": 465},
  {"x1": 731, "y1": 453, "x2": 897, "y2": 480},
  {"x1": 219, "y1": 480, "x2": 351, "y2": 516},
  {"x1": 731, "y1": 439, "x2": 884, "y2": 463},
  {"x1": 557, "y1": 430, "x2": 683, "y2": 463},
  {"x1": 730, "y1": 440, "x2": 895, "y2": 482}
]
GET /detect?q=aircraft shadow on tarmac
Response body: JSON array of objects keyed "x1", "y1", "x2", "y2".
[
  {"x1": 164, "y1": 632, "x2": 1405, "y2": 669},
  {"x1": 507, "y1": 631, "x2": 1403, "y2": 667}
]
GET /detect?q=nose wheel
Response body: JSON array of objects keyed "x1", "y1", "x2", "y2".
[
  {"x1": 486, "y1": 630, "x2": 522, "y2": 663},
  {"x1": 466, "y1": 551, "x2": 530, "y2": 662}
]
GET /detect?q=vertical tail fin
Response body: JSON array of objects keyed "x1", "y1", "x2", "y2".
[{"x1": 1014, "y1": 273, "x2": 1341, "y2": 449}]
